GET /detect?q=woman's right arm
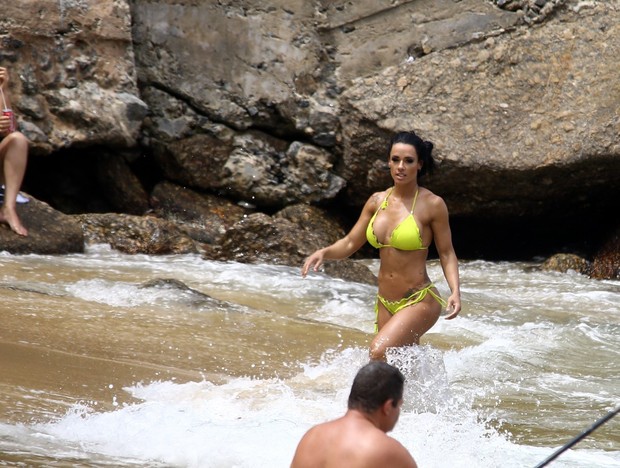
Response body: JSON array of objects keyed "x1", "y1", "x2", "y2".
[{"x1": 301, "y1": 193, "x2": 380, "y2": 277}]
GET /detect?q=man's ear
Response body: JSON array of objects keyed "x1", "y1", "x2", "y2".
[{"x1": 381, "y1": 399, "x2": 395, "y2": 415}]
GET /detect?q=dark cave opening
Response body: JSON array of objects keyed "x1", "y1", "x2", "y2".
[
  {"x1": 448, "y1": 213, "x2": 612, "y2": 262},
  {"x1": 22, "y1": 147, "x2": 163, "y2": 215}
]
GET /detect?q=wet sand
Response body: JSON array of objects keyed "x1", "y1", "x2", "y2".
[{"x1": 0, "y1": 280, "x2": 367, "y2": 426}]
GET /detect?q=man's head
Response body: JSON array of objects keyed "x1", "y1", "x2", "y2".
[{"x1": 348, "y1": 361, "x2": 405, "y2": 414}]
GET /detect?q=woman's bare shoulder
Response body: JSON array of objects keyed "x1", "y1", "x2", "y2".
[
  {"x1": 420, "y1": 187, "x2": 447, "y2": 208},
  {"x1": 365, "y1": 189, "x2": 389, "y2": 211}
]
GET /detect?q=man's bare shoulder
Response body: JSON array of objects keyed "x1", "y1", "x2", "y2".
[
  {"x1": 290, "y1": 420, "x2": 340, "y2": 468},
  {"x1": 291, "y1": 413, "x2": 416, "y2": 468},
  {"x1": 352, "y1": 431, "x2": 416, "y2": 468},
  {"x1": 376, "y1": 435, "x2": 417, "y2": 468}
]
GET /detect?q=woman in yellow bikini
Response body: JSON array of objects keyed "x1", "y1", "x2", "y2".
[{"x1": 302, "y1": 131, "x2": 460, "y2": 361}]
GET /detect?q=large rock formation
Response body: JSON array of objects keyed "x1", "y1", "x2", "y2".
[
  {"x1": 126, "y1": 0, "x2": 619, "y2": 216},
  {"x1": 0, "y1": 0, "x2": 146, "y2": 154},
  {"x1": 339, "y1": 3, "x2": 620, "y2": 217},
  {"x1": 0, "y1": 0, "x2": 617, "y2": 278}
]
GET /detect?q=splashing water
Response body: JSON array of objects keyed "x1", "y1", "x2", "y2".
[{"x1": 0, "y1": 250, "x2": 618, "y2": 467}]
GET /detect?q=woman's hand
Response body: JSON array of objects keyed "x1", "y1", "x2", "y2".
[
  {"x1": 444, "y1": 293, "x2": 461, "y2": 320},
  {"x1": 300, "y1": 195, "x2": 376, "y2": 278},
  {"x1": 302, "y1": 250, "x2": 325, "y2": 277},
  {"x1": 0, "y1": 114, "x2": 10, "y2": 134}
]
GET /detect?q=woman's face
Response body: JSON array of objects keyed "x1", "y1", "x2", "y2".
[{"x1": 388, "y1": 142, "x2": 422, "y2": 184}]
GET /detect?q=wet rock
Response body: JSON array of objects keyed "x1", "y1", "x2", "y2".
[
  {"x1": 150, "y1": 181, "x2": 250, "y2": 244},
  {"x1": 211, "y1": 212, "x2": 316, "y2": 265},
  {"x1": 540, "y1": 225, "x2": 620, "y2": 280},
  {"x1": 541, "y1": 253, "x2": 591, "y2": 275},
  {"x1": 590, "y1": 227, "x2": 620, "y2": 280},
  {"x1": 274, "y1": 203, "x2": 347, "y2": 243},
  {"x1": 209, "y1": 210, "x2": 376, "y2": 285},
  {"x1": 139, "y1": 278, "x2": 227, "y2": 307},
  {"x1": 0, "y1": 282, "x2": 68, "y2": 297},
  {"x1": 74, "y1": 213, "x2": 198, "y2": 255},
  {"x1": 141, "y1": 277, "x2": 201, "y2": 292},
  {"x1": 321, "y1": 261, "x2": 378, "y2": 287},
  {"x1": 0, "y1": 196, "x2": 84, "y2": 254},
  {"x1": 277, "y1": 204, "x2": 377, "y2": 284}
]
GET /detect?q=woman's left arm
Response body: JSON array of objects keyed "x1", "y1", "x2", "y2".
[{"x1": 430, "y1": 196, "x2": 461, "y2": 319}]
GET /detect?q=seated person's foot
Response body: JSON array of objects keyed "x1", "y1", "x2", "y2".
[{"x1": 0, "y1": 206, "x2": 28, "y2": 236}]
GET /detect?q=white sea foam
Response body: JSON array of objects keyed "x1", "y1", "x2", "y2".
[
  {"x1": 17, "y1": 345, "x2": 617, "y2": 468},
  {"x1": 64, "y1": 279, "x2": 161, "y2": 307}
]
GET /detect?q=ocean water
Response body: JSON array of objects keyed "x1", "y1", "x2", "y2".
[{"x1": 0, "y1": 246, "x2": 618, "y2": 467}]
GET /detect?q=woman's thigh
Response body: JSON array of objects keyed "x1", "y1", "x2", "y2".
[
  {"x1": 0, "y1": 136, "x2": 7, "y2": 159},
  {"x1": 374, "y1": 298, "x2": 441, "y2": 349}
]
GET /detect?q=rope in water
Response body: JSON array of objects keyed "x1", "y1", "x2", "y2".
[{"x1": 534, "y1": 406, "x2": 620, "y2": 468}]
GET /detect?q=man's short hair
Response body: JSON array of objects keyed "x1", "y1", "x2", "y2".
[{"x1": 347, "y1": 361, "x2": 405, "y2": 412}]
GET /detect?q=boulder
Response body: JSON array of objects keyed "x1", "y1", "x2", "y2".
[
  {"x1": 139, "y1": 278, "x2": 228, "y2": 308},
  {"x1": 151, "y1": 128, "x2": 346, "y2": 209},
  {"x1": 540, "y1": 253, "x2": 591, "y2": 276},
  {"x1": 150, "y1": 181, "x2": 250, "y2": 244},
  {"x1": 338, "y1": 3, "x2": 620, "y2": 217},
  {"x1": 590, "y1": 228, "x2": 620, "y2": 280},
  {"x1": 220, "y1": 135, "x2": 346, "y2": 208},
  {"x1": 274, "y1": 204, "x2": 347, "y2": 243},
  {"x1": 0, "y1": 196, "x2": 84, "y2": 254},
  {"x1": 74, "y1": 213, "x2": 198, "y2": 255},
  {"x1": 210, "y1": 210, "x2": 377, "y2": 285}
]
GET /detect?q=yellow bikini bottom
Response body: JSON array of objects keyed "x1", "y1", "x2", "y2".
[{"x1": 374, "y1": 283, "x2": 446, "y2": 332}]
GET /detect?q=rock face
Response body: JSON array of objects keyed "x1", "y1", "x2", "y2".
[
  {"x1": 0, "y1": 0, "x2": 147, "y2": 155},
  {"x1": 127, "y1": 0, "x2": 619, "y2": 216},
  {"x1": 210, "y1": 205, "x2": 378, "y2": 285},
  {"x1": 0, "y1": 0, "x2": 618, "y2": 278},
  {"x1": 339, "y1": 6, "x2": 620, "y2": 216}
]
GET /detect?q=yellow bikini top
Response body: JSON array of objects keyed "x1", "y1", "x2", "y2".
[{"x1": 365, "y1": 188, "x2": 427, "y2": 251}]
